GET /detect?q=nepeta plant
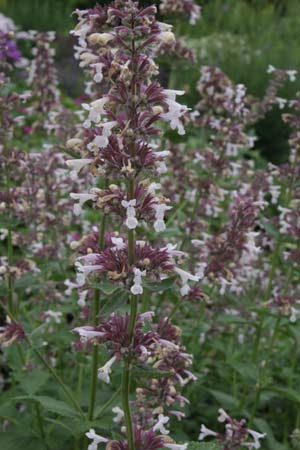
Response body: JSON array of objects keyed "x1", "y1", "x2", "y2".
[
  {"x1": 67, "y1": 2, "x2": 199, "y2": 449},
  {"x1": 26, "y1": 31, "x2": 60, "y2": 122}
]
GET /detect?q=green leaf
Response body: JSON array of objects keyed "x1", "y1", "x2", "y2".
[
  {"x1": 207, "y1": 389, "x2": 239, "y2": 409},
  {"x1": 0, "y1": 431, "x2": 46, "y2": 450},
  {"x1": 92, "y1": 280, "x2": 120, "y2": 295},
  {"x1": 14, "y1": 370, "x2": 49, "y2": 395},
  {"x1": 34, "y1": 396, "x2": 80, "y2": 417},
  {"x1": 188, "y1": 441, "x2": 223, "y2": 450},
  {"x1": 253, "y1": 418, "x2": 286, "y2": 450},
  {"x1": 13, "y1": 395, "x2": 79, "y2": 417},
  {"x1": 264, "y1": 385, "x2": 300, "y2": 403},
  {"x1": 143, "y1": 277, "x2": 176, "y2": 293}
]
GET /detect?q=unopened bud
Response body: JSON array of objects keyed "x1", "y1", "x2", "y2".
[
  {"x1": 160, "y1": 31, "x2": 175, "y2": 45},
  {"x1": 152, "y1": 105, "x2": 164, "y2": 115},
  {"x1": 79, "y1": 52, "x2": 98, "y2": 67},
  {"x1": 88, "y1": 33, "x2": 114, "y2": 46},
  {"x1": 70, "y1": 241, "x2": 79, "y2": 250},
  {"x1": 66, "y1": 138, "x2": 83, "y2": 149}
]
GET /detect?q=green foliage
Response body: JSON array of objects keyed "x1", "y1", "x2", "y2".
[{"x1": 189, "y1": 442, "x2": 222, "y2": 450}]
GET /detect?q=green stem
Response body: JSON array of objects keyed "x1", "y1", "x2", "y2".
[
  {"x1": 251, "y1": 316, "x2": 264, "y2": 363},
  {"x1": 122, "y1": 361, "x2": 134, "y2": 450},
  {"x1": 5, "y1": 153, "x2": 14, "y2": 315},
  {"x1": 76, "y1": 363, "x2": 84, "y2": 399},
  {"x1": 34, "y1": 402, "x2": 46, "y2": 440},
  {"x1": 166, "y1": 296, "x2": 182, "y2": 325},
  {"x1": 29, "y1": 343, "x2": 85, "y2": 418},
  {"x1": 88, "y1": 213, "x2": 106, "y2": 421},
  {"x1": 94, "y1": 387, "x2": 121, "y2": 419},
  {"x1": 250, "y1": 316, "x2": 281, "y2": 422},
  {"x1": 88, "y1": 290, "x2": 100, "y2": 421}
]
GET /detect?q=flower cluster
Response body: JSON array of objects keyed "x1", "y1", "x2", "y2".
[
  {"x1": 199, "y1": 409, "x2": 266, "y2": 450},
  {"x1": 160, "y1": 0, "x2": 201, "y2": 26},
  {"x1": 26, "y1": 31, "x2": 60, "y2": 128}
]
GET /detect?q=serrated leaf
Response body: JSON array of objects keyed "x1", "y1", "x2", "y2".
[
  {"x1": 13, "y1": 395, "x2": 79, "y2": 417},
  {"x1": 34, "y1": 396, "x2": 80, "y2": 417},
  {"x1": 189, "y1": 441, "x2": 222, "y2": 450},
  {"x1": 14, "y1": 370, "x2": 49, "y2": 395}
]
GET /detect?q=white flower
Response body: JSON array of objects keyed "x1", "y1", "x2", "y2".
[
  {"x1": 88, "y1": 121, "x2": 117, "y2": 149},
  {"x1": 189, "y1": 6, "x2": 201, "y2": 25},
  {"x1": 86, "y1": 428, "x2": 108, "y2": 450},
  {"x1": 226, "y1": 142, "x2": 239, "y2": 156},
  {"x1": 73, "y1": 326, "x2": 105, "y2": 342},
  {"x1": 218, "y1": 408, "x2": 229, "y2": 422},
  {"x1": 70, "y1": 193, "x2": 97, "y2": 216},
  {"x1": 122, "y1": 199, "x2": 139, "y2": 230},
  {"x1": 245, "y1": 429, "x2": 266, "y2": 449},
  {"x1": 153, "y1": 203, "x2": 172, "y2": 232},
  {"x1": 78, "y1": 289, "x2": 89, "y2": 307},
  {"x1": 267, "y1": 64, "x2": 276, "y2": 74},
  {"x1": 0, "y1": 229, "x2": 8, "y2": 240},
  {"x1": 287, "y1": 70, "x2": 297, "y2": 82},
  {"x1": 147, "y1": 182, "x2": 161, "y2": 194},
  {"x1": 269, "y1": 184, "x2": 281, "y2": 204},
  {"x1": 155, "y1": 150, "x2": 170, "y2": 158},
  {"x1": 66, "y1": 158, "x2": 93, "y2": 180},
  {"x1": 44, "y1": 310, "x2": 62, "y2": 324},
  {"x1": 97, "y1": 355, "x2": 117, "y2": 383},
  {"x1": 111, "y1": 237, "x2": 126, "y2": 250},
  {"x1": 290, "y1": 306, "x2": 298, "y2": 323},
  {"x1": 70, "y1": 23, "x2": 90, "y2": 49},
  {"x1": 82, "y1": 96, "x2": 109, "y2": 127},
  {"x1": 195, "y1": 263, "x2": 206, "y2": 280},
  {"x1": 219, "y1": 277, "x2": 231, "y2": 295},
  {"x1": 153, "y1": 413, "x2": 169, "y2": 435},
  {"x1": 244, "y1": 232, "x2": 261, "y2": 256},
  {"x1": 276, "y1": 97, "x2": 287, "y2": 109},
  {"x1": 164, "y1": 89, "x2": 185, "y2": 101},
  {"x1": 112, "y1": 406, "x2": 124, "y2": 423},
  {"x1": 156, "y1": 161, "x2": 168, "y2": 175},
  {"x1": 164, "y1": 443, "x2": 188, "y2": 450},
  {"x1": 64, "y1": 279, "x2": 78, "y2": 296},
  {"x1": 198, "y1": 424, "x2": 217, "y2": 440},
  {"x1": 247, "y1": 136, "x2": 257, "y2": 148},
  {"x1": 161, "y1": 99, "x2": 188, "y2": 135},
  {"x1": 174, "y1": 267, "x2": 199, "y2": 296},
  {"x1": 91, "y1": 62, "x2": 105, "y2": 83},
  {"x1": 131, "y1": 268, "x2": 146, "y2": 295},
  {"x1": 0, "y1": 13, "x2": 16, "y2": 33},
  {"x1": 75, "y1": 260, "x2": 103, "y2": 285}
]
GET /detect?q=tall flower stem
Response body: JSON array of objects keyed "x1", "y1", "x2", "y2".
[
  {"x1": 121, "y1": 20, "x2": 138, "y2": 450},
  {"x1": 4, "y1": 143, "x2": 14, "y2": 316},
  {"x1": 88, "y1": 213, "x2": 106, "y2": 421}
]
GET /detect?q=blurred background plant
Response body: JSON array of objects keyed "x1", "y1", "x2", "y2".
[{"x1": 2, "y1": 0, "x2": 300, "y2": 162}]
